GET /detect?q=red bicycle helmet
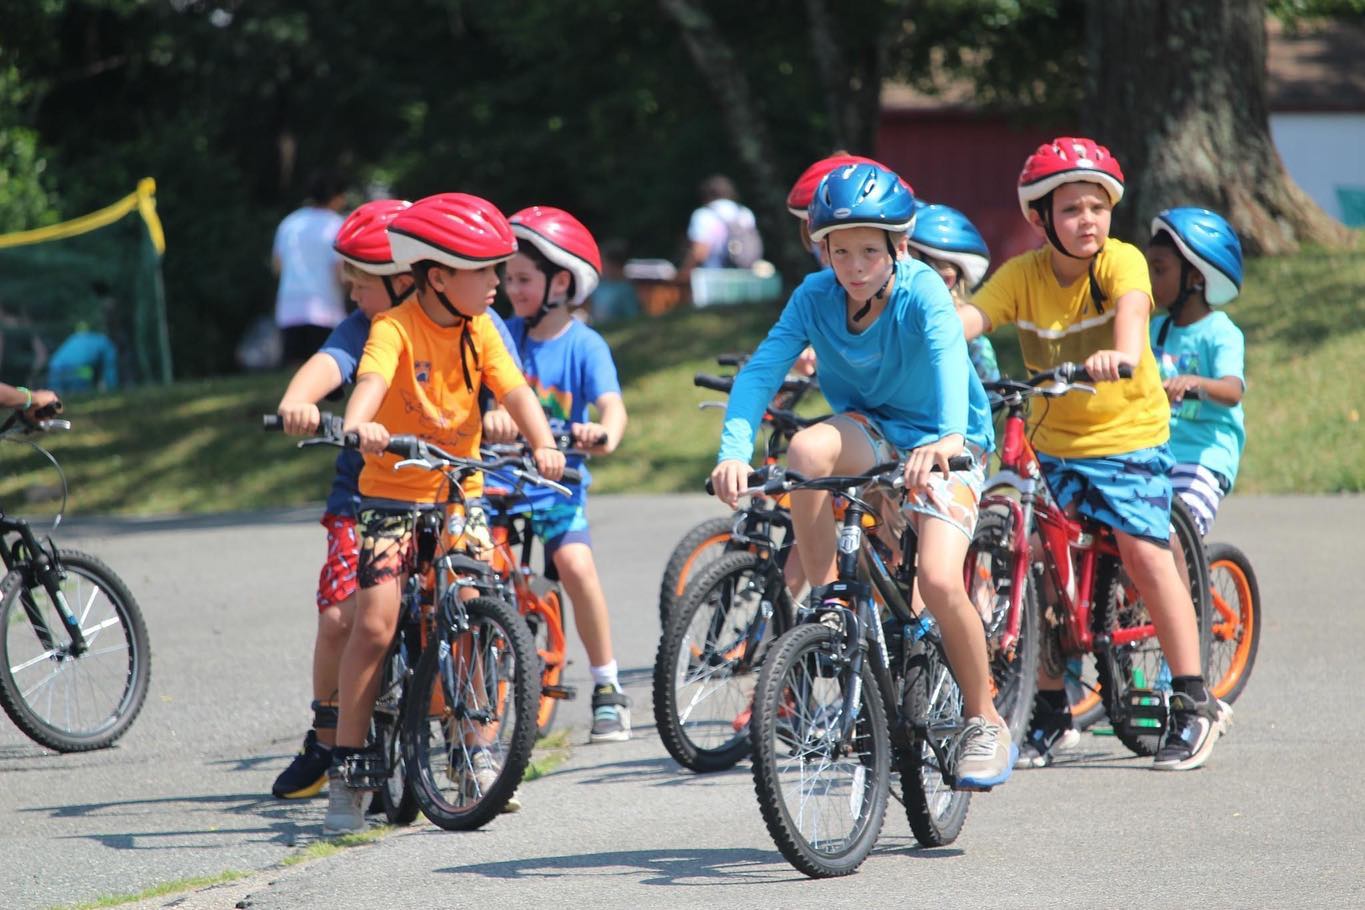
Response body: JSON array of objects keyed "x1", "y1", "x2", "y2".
[
  {"x1": 334, "y1": 199, "x2": 411, "y2": 275},
  {"x1": 787, "y1": 154, "x2": 915, "y2": 220},
  {"x1": 509, "y1": 206, "x2": 603, "y2": 305},
  {"x1": 387, "y1": 192, "x2": 517, "y2": 269},
  {"x1": 1017, "y1": 137, "x2": 1125, "y2": 218}
]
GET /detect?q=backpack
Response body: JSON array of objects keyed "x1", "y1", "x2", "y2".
[{"x1": 713, "y1": 202, "x2": 763, "y2": 269}]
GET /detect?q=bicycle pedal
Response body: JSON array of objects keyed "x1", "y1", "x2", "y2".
[
  {"x1": 542, "y1": 684, "x2": 577, "y2": 700},
  {"x1": 1121, "y1": 687, "x2": 1168, "y2": 733}
]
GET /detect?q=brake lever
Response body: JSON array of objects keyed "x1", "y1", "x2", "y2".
[{"x1": 394, "y1": 457, "x2": 437, "y2": 472}]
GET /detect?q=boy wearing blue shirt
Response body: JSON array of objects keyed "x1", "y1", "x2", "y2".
[
  {"x1": 490, "y1": 206, "x2": 632, "y2": 747},
  {"x1": 711, "y1": 163, "x2": 1013, "y2": 790},
  {"x1": 1145, "y1": 208, "x2": 1247, "y2": 537}
]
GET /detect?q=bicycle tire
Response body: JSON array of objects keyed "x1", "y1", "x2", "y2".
[
  {"x1": 0, "y1": 550, "x2": 151, "y2": 752},
  {"x1": 657, "y1": 516, "x2": 735, "y2": 625},
  {"x1": 1205, "y1": 541, "x2": 1260, "y2": 704},
  {"x1": 374, "y1": 630, "x2": 419, "y2": 825},
  {"x1": 750, "y1": 623, "x2": 889, "y2": 878},
  {"x1": 965, "y1": 503, "x2": 1039, "y2": 743},
  {"x1": 653, "y1": 550, "x2": 787, "y2": 772},
  {"x1": 899, "y1": 636, "x2": 972, "y2": 847},
  {"x1": 523, "y1": 580, "x2": 568, "y2": 738},
  {"x1": 1094, "y1": 501, "x2": 1212, "y2": 756},
  {"x1": 402, "y1": 595, "x2": 537, "y2": 830}
]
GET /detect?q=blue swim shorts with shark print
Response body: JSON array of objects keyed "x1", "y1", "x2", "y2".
[{"x1": 1036, "y1": 445, "x2": 1175, "y2": 548}]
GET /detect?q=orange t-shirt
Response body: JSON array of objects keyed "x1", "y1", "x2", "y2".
[{"x1": 356, "y1": 300, "x2": 525, "y2": 503}]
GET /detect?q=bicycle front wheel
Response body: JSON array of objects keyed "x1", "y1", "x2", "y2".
[
  {"x1": 899, "y1": 636, "x2": 972, "y2": 846},
  {"x1": 750, "y1": 623, "x2": 889, "y2": 878},
  {"x1": 1205, "y1": 542, "x2": 1260, "y2": 704},
  {"x1": 0, "y1": 550, "x2": 151, "y2": 752},
  {"x1": 657, "y1": 515, "x2": 735, "y2": 625},
  {"x1": 402, "y1": 595, "x2": 537, "y2": 830}
]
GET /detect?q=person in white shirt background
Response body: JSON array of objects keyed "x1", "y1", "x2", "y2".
[{"x1": 273, "y1": 172, "x2": 348, "y2": 365}]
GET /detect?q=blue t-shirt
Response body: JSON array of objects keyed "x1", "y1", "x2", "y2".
[
  {"x1": 1150, "y1": 310, "x2": 1246, "y2": 488},
  {"x1": 719, "y1": 259, "x2": 994, "y2": 463},
  {"x1": 320, "y1": 308, "x2": 522, "y2": 516},
  {"x1": 503, "y1": 317, "x2": 622, "y2": 512},
  {"x1": 47, "y1": 331, "x2": 119, "y2": 393}
]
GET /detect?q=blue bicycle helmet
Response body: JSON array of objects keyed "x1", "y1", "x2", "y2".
[
  {"x1": 907, "y1": 203, "x2": 991, "y2": 288},
  {"x1": 808, "y1": 163, "x2": 916, "y2": 242},
  {"x1": 1150, "y1": 207, "x2": 1243, "y2": 305}
]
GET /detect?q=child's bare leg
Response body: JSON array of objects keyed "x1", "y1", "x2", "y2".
[
  {"x1": 335, "y1": 580, "x2": 400, "y2": 748},
  {"x1": 915, "y1": 515, "x2": 1003, "y2": 725},
  {"x1": 312, "y1": 598, "x2": 354, "y2": 748},
  {"x1": 781, "y1": 544, "x2": 806, "y2": 596},
  {"x1": 1114, "y1": 532, "x2": 1201, "y2": 677},
  {"x1": 786, "y1": 418, "x2": 876, "y2": 587},
  {"x1": 552, "y1": 542, "x2": 614, "y2": 668}
]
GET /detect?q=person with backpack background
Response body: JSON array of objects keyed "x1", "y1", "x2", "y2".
[{"x1": 680, "y1": 175, "x2": 764, "y2": 279}]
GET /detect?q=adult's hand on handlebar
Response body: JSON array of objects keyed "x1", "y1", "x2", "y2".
[
  {"x1": 904, "y1": 434, "x2": 964, "y2": 493},
  {"x1": 1082, "y1": 349, "x2": 1134, "y2": 383},
  {"x1": 350, "y1": 421, "x2": 391, "y2": 455},
  {"x1": 276, "y1": 401, "x2": 321, "y2": 436},
  {"x1": 710, "y1": 458, "x2": 752, "y2": 509},
  {"x1": 532, "y1": 445, "x2": 566, "y2": 482},
  {"x1": 482, "y1": 407, "x2": 519, "y2": 444}
]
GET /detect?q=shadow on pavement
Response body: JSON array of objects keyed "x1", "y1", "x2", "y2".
[{"x1": 436, "y1": 845, "x2": 800, "y2": 886}]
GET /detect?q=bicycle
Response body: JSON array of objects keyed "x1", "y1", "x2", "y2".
[
  {"x1": 0, "y1": 410, "x2": 151, "y2": 752},
  {"x1": 656, "y1": 355, "x2": 821, "y2": 624},
  {"x1": 742, "y1": 456, "x2": 978, "y2": 878},
  {"x1": 979, "y1": 364, "x2": 1212, "y2": 757}
]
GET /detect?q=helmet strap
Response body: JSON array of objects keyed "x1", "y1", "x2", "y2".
[
  {"x1": 1032, "y1": 195, "x2": 1086, "y2": 261},
  {"x1": 382, "y1": 275, "x2": 415, "y2": 307},
  {"x1": 526, "y1": 267, "x2": 565, "y2": 329},
  {"x1": 1157, "y1": 260, "x2": 1200, "y2": 347},
  {"x1": 428, "y1": 283, "x2": 478, "y2": 392}
]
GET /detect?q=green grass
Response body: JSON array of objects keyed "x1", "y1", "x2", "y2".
[
  {"x1": 525, "y1": 727, "x2": 574, "y2": 781},
  {"x1": 3, "y1": 244, "x2": 1361, "y2": 517},
  {"x1": 49, "y1": 870, "x2": 251, "y2": 910}
]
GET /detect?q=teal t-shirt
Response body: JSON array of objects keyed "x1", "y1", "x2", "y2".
[{"x1": 1150, "y1": 310, "x2": 1246, "y2": 488}]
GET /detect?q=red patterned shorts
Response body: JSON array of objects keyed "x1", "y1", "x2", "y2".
[{"x1": 316, "y1": 513, "x2": 360, "y2": 611}]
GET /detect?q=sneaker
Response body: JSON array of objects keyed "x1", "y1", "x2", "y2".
[
  {"x1": 1015, "y1": 725, "x2": 1081, "y2": 769},
  {"x1": 271, "y1": 729, "x2": 332, "y2": 799},
  {"x1": 1153, "y1": 694, "x2": 1231, "y2": 771},
  {"x1": 954, "y1": 716, "x2": 1016, "y2": 790},
  {"x1": 464, "y1": 749, "x2": 522, "y2": 813},
  {"x1": 589, "y1": 684, "x2": 632, "y2": 743},
  {"x1": 322, "y1": 768, "x2": 366, "y2": 835}
]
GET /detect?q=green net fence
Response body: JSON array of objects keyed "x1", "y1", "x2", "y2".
[{"x1": 0, "y1": 178, "x2": 172, "y2": 391}]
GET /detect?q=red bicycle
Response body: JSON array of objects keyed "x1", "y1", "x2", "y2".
[{"x1": 971, "y1": 363, "x2": 1211, "y2": 756}]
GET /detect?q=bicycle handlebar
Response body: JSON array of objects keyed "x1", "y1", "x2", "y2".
[
  {"x1": 693, "y1": 372, "x2": 813, "y2": 397},
  {"x1": 704, "y1": 454, "x2": 974, "y2": 497},
  {"x1": 986, "y1": 361, "x2": 1134, "y2": 401}
]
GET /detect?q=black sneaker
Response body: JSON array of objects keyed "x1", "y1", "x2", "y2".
[
  {"x1": 1015, "y1": 706, "x2": 1078, "y2": 768},
  {"x1": 1153, "y1": 693, "x2": 1231, "y2": 771},
  {"x1": 271, "y1": 729, "x2": 332, "y2": 799},
  {"x1": 589, "y1": 684, "x2": 631, "y2": 743}
]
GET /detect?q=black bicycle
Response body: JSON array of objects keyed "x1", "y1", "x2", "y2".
[
  {"x1": 0, "y1": 410, "x2": 151, "y2": 752},
  {"x1": 743, "y1": 457, "x2": 977, "y2": 878}
]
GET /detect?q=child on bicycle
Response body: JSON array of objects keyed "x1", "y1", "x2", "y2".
[
  {"x1": 711, "y1": 162, "x2": 1015, "y2": 790},
  {"x1": 269, "y1": 199, "x2": 525, "y2": 803},
  {"x1": 328, "y1": 192, "x2": 565, "y2": 835},
  {"x1": 1146, "y1": 208, "x2": 1246, "y2": 538},
  {"x1": 0, "y1": 383, "x2": 60, "y2": 417},
  {"x1": 487, "y1": 205, "x2": 633, "y2": 745},
  {"x1": 958, "y1": 137, "x2": 1229, "y2": 771},
  {"x1": 907, "y1": 202, "x2": 1000, "y2": 384}
]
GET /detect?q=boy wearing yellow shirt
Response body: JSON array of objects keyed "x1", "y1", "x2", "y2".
[
  {"x1": 326, "y1": 193, "x2": 565, "y2": 834},
  {"x1": 959, "y1": 138, "x2": 1228, "y2": 772}
]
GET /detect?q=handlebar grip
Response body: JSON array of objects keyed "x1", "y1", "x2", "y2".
[
  {"x1": 694, "y1": 372, "x2": 734, "y2": 393},
  {"x1": 1118, "y1": 363, "x2": 1134, "y2": 379},
  {"x1": 262, "y1": 415, "x2": 283, "y2": 431},
  {"x1": 945, "y1": 455, "x2": 974, "y2": 472},
  {"x1": 385, "y1": 434, "x2": 418, "y2": 456},
  {"x1": 561, "y1": 467, "x2": 583, "y2": 485},
  {"x1": 704, "y1": 471, "x2": 765, "y2": 497},
  {"x1": 1065, "y1": 362, "x2": 1135, "y2": 384},
  {"x1": 715, "y1": 352, "x2": 747, "y2": 367}
]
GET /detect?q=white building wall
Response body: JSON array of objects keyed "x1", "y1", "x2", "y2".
[{"x1": 1270, "y1": 112, "x2": 1365, "y2": 224}]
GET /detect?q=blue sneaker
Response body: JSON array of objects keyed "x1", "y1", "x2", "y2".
[{"x1": 954, "y1": 716, "x2": 1016, "y2": 791}]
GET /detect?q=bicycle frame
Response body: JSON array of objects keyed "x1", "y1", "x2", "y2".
[{"x1": 0, "y1": 514, "x2": 88, "y2": 656}]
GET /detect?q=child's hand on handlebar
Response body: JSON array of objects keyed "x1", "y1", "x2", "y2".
[
  {"x1": 276, "y1": 401, "x2": 321, "y2": 436},
  {"x1": 533, "y1": 445, "x2": 566, "y2": 481},
  {"x1": 710, "y1": 458, "x2": 752, "y2": 509},
  {"x1": 482, "y1": 407, "x2": 519, "y2": 444},
  {"x1": 350, "y1": 421, "x2": 391, "y2": 454},
  {"x1": 25, "y1": 389, "x2": 62, "y2": 418},
  {"x1": 1082, "y1": 350, "x2": 1134, "y2": 383},
  {"x1": 571, "y1": 421, "x2": 611, "y2": 452},
  {"x1": 904, "y1": 434, "x2": 964, "y2": 493},
  {"x1": 1162, "y1": 374, "x2": 1202, "y2": 404}
]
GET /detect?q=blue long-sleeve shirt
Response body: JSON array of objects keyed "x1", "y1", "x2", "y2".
[{"x1": 718, "y1": 258, "x2": 994, "y2": 463}]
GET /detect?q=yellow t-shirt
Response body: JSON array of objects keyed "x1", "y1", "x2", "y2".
[
  {"x1": 973, "y1": 240, "x2": 1169, "y2": 458},
  {"x1": 356, "y1": 300, "x2": 526, "y2": 502}
]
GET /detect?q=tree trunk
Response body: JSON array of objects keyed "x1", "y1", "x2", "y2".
[
  {"x1": 658, "y1": 0, "x2": 810, "y2": 281},
  {"x1": 1084, "y1": 0, "x2": 1352, "y2": 255}
]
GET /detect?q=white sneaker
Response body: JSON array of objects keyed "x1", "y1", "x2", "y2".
[
  {"x1": 322, "y1": 769, "x2": 366, "y2": 835},
  {"x1": 464, "y1": 749, "x2": 521, "y2": 813},
  {"x1": 955, "y1": 716, "x2": 1016, "y2": 790}
]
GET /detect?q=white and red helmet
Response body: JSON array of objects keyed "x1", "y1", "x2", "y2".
[
  {"x1": 509, "y1": 206, "x2": 602, "y2": 305},
  {"x1": 333, "y1": 199, "x2": 411, "y2": 275},
  {"x1": 1017, "y1": 137, "x2": 1125, "y2": 218},
  {"x1": 387, "y1": 193, "x2": 518, "y2": 270},
  {"x1": 787, "y1": 154, "x2": 914, "y2": 220}
]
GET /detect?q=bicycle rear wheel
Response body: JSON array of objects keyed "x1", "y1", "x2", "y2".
[
  {"x1": 0, "y1": 550, "x2": 151, "y2": 752},
  {"x1": 657, "y1": 516, "x2": 734, "y2": 625},
  {"x1": 750, "y1": 623, "x2": 889, "y2": 878},
  {"x1": 1205, "y1": 542, "x2": 1260, "y2": 704},
  {"x1": 402, "y1": 595, "x2": 536, "y2": 830},
  {"x1": 899, "y1": 636, "x2": 972, "y2": 847},
  {"x1": 653, "y1": 550, "x2": 787, "y2": 772},
  {"x1": 374, "y1": 627, "x2": 418, "y2": 825}
]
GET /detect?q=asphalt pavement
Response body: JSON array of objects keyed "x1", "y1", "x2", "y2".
[{"x1": 1, "y1": 495, "x2": 1362, "y2": 910}]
